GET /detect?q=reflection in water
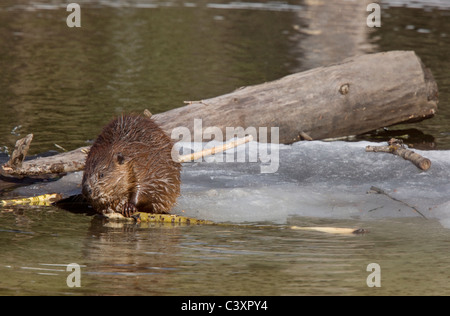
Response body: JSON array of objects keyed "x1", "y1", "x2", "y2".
[
  {"x1": 373, "y1": 4, "x2": 450, "y2": 149},
  {"x1": 293, "y1": 0, "x2": 376, "y2": 71},
  {"x1": 0, "y1": 0, "x2": 449, "y2": 152},
  {"x1": 82, "y1": 219, "x2": 185, "y2": 295},
  {"x1": 0, "y1": 0, "x2": 302, "y2": 153}
]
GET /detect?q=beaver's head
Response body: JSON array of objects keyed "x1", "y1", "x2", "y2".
[{"x1": 82, "y1": 144, "x2": 135, "y2": 214}]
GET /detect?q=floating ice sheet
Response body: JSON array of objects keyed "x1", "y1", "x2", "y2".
[
  {"x1": 176, "y1": 141, "x2": 450, "y2": 225},
  {"x1": 10, "y1": 141, "x2": 450, "y2": 227}
]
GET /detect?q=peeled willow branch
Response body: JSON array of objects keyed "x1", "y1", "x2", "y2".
[
  {"x1": 290, "y1": 226, "x2": 368, "y2": 235},
  {"x1": 176, "y1": 135, "x2": 253, "y2": 163}
]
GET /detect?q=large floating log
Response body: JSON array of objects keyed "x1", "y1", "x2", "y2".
[
  {"x1": 154, "y1": 50, "x2": 438, "y2": 143},
  {"x1": 0, "y1": 51, "x2": 438, "y2": 178}
]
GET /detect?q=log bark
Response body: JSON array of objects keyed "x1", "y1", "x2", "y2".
[
  {"x1": 153, "y1": 50, "x2": 438, "y2": 143},
  {"x1": 5, "y1": 134, "x2": 34, "y2": 169}
]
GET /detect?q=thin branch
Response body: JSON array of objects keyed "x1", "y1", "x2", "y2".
[
  {"x1": 366, "y1": 138, "x2": 431, "y2": 171},
  {"x1": 367, "y1": 186, "x2": 427, "y2": 219}
]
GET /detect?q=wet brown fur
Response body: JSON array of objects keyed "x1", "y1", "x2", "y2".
[{"x1": 82, "y1": 115, "x2": 181, "y2": 217}]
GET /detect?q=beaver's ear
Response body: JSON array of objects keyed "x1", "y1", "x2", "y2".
[{"x1": 116, "y1": 152, "x2": 125, "y2": 165}]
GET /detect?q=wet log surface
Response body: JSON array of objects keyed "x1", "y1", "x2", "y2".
[{"x1": 154, "y1": 50, "x2": 438, "y2": 143}]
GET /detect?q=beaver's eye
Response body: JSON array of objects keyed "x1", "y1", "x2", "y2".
[{"x1": 98, "y1": 172, "x2": 104, "y2": 179}]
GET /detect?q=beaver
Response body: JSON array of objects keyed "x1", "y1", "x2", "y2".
[{"x1": 82, "y1": 114, "x2": 181, "y2": 217}]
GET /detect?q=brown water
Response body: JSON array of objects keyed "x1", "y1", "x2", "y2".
[
  {"x1": 1, "y1": 0, "x2": 450, "y2": 296},
  {"x1": 1, "y1": 209, "x2": 450, "y2": 296}
]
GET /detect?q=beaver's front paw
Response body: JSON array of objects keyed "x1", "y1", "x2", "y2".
[{"x1": 120, "y1": 202, "x2": 138, "y2": 217}]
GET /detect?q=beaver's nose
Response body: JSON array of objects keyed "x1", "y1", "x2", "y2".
[{"x1": 82, "y1": 184, "x2": 92, "y2": 197}]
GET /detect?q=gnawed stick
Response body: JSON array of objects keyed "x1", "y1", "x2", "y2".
[
  {"x1": 107, "y1": 212, "x2": 216, "y2": 225},
  {"x1": 290, "y1": 226, "x2": 368, "y2": 235},
  {"x1": 0, "y1": 193, "x2": 62, "y2": 206},
  {"x1": 177, "y1": 135, "x2": 253, "y2": 163},
  {"x1": 365, "y1": 138, "x2": 431, "y2": 171},
  {"x1": 299, "y1": 131, "x2": 313, "y2": 141}
]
